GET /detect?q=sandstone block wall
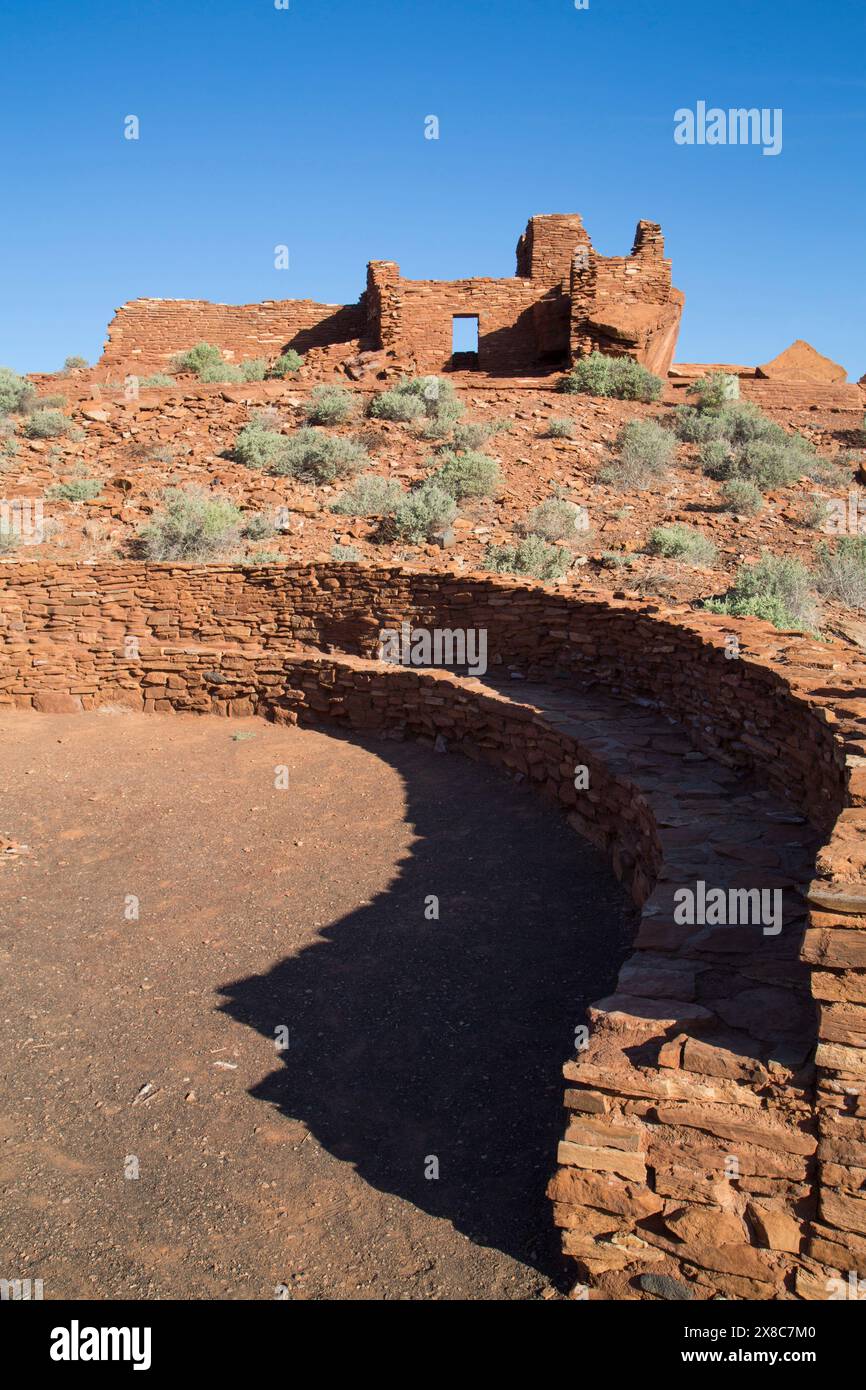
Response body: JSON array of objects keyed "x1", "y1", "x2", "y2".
[
  {"x1": 99, "y1": 213, "x2": 684, "y2": 378},
  {"x1": 3, "y1": 561, "x2": 863, "y2": 1298},
  {"x1": 101, "y1": 298, "x2": 365, "y2": 374}
]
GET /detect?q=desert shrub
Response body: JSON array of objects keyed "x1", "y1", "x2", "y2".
[
  {"x1": 705, "y1": 552, "x2": 818, "y2": 631},
  {"x1": 544, "y1": 417, "x2": 575, "y2": 439},
  {"x1": 331, "y1": 474, "x2": 403, "y2": 517},
  {"x1": 368, "y1": 382, "x2": 426, "y2": 423},
  {"x1": 430, "y1": 450, "x2": 500, "y2": 500},
  {"x1": 449, "y1": 418, "x2": 509, "y2": 450},
  {"x1": 674, "y1": 407, "x2": 731, "y2": 444},
  {"x1": 721, "y1": 478, "x2": 764, "y2": 515},
  {"x1": 701, "y1": 432, "x2": 814, "y2": 491},
  {"x1": 198, "y1": 361, "x2": 243, "y2": 384},
  {"x1": 679, "y1": 399, "x2": 816, "y2": 492},
  {"x1": 808, "y1": 454, "x2": 854, "y2": 486},
  {"x1": 523, "y1": 496, "x2": 588, "y2": 542},
  {"x1": 24, "y1": 409, "x2": 72, "y2": 439},
  {"x1": 815, "y1": 536, "x2": 866, "y2": 611},
  {"x1": 171, "y1": 342, "x2": 225, "y2": 375},
  {"x1": 46, "y1": 478, "x2": 102, "y2": 502},
  {"x1": 0, "y1": 366, "x2": 36, "y2": 415},
  {"x1": 239, "y1": 358, "x2": 267, "y2": 382},
  {"x1": 369, "y1": 376, "x2": 464, "y2": 434},
  {"x1": 687, "y1": 371, "x2": 740, "y2": 412},
  {"x1": 240, "y1": 512, "x2": 274, "y2": 541},
  {"x1": 268, "y1": 427, "x2": 368, "y2": 483},
  {"x1": 140, "y1": 373, "x2": 175, "y2": 388},
  {"x1": 304, "y1": 384, "x2": 354, "y2": 425},
  {"x1": 0, "y1": 421, "x2": 18, "y2": 460},
  {"x1": 647, "y1": 523, "x2": 717, "y2": 566},
  {"x1": 331, "y1": 543, "x2": 362, "y2": 563},
  {"x1": 137, "y1": 487, "x2": 244, "y2": 561},
  {"x1": 233, "y1": 415, "x2": 285, "y2": 469},
  {"x1": 600, "y1": 550, "x2": 636, "y2": 570},
  {"x1": 391, "y1": 483, "x2": 457, "y2": 543},
  {"x1": 268, "y1": 350, "x2": 303, "y2": 377},
  {"x1": 63, "y1": 355, "x2": 89, "y2": 371},
  {"x1": 484, "y1": 535, "x2": 571, "y2": 580},
  {"x1": 147, "y1": 444, "x2": 176, "y2": 464},
  {"x1": 603, "y1": 419, "x2": 677, "y2": 488},
  {"x1": 800, "y1": 495, "x2": 832, "y2": 530},
  {"x1": 0, "y1": 524, "x2": 18, "y2": 556},
  {"x1": 560, "y1": 352, "x2": 663, "y2": 403}
]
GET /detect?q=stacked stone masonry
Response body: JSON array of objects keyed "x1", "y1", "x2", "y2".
[
  {"x1": 2, "y1": 561, "x2": 865, "y2": 1300},
  {"x1": 100, "y1": 213, "x2": 684, "y2": 378}
]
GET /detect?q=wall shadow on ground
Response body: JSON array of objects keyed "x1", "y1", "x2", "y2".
[{"x1": 218, "y1": 727, "x2": 635, "y2": 1276}]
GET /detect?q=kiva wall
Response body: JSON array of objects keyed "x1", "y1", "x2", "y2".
[{"x1": 4, "y1": 561, "x2": 862, "y2": 1299}]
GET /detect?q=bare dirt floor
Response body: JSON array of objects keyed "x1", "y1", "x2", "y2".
[{"x1": 0, "y1": 708, "x2": 633, "y2": 1301}]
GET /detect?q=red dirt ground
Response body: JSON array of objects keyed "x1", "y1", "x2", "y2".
[{"x1": 1, "y1": 708, "x2": 632, "y2": 1300}]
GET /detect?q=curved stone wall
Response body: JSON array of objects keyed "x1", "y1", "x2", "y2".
[{"x1": 2, "y1": 560, "x2": 865, "y2": 1300}]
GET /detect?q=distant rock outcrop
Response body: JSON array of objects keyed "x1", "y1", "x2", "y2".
[{"x1": 757, "y1": 339, "x2": 847, "y2": 383}]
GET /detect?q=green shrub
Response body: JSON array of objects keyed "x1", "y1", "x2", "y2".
[
  {"x1": 304, "y1": 385, "x2": 354, "y2": 425},
  {"x1": 721, "y1": 478, "x2": 764, "y2": 515},
  {"x1": 368, "y1": 382, "x2": 426, "y2": 423},
  {"x1": 233, "y1": 413, "x2": 285, "y2": 469},
  {"x1": 240, "y1": 512, "x2": 274, "y2": 541},
  {"x1": 701, "y1": 432, "x2": 814, "y2": 491},
  {"x1": 140, "y1": 372, "x2": 175, "y2": 388},
  {"x1": 63, "y1": 355, "x2": 89, "y2": 371},
  {"x1": 430, "y1": 450, "x2": 501, "y2": 500},
  {"x1": 391, "y1": 483, "x2": 457, "y2": 543},
  {"x1": 198, "y1": 361, "x2": 243, "y2": 384},
  {"x1": 484, "y1": 535, "x2": 572, "y2": 580},
  {"x1": 239, "y1": 358, "x2": 267, "y2": 382},
  {"x1": 24, "y1": 409, "x2": 72, "y2": 439},
  {"x1": 268, "y1": 427, "x2": 368, "y2": 483},
  {"x1": 0, "y1": 525, "x2": 18, "y2": 556},
  {"x1": 800, "y1": 495, "x2": 832, "y2": 531},
  {"x1": 137, "y1": 487, "x2": 244, "y2": 561},
  {"x1": 46, "y1": 478, "x2": 102, "y2": 502},
  {"x1": 560, "y1": 352, "x2": 663, "y2": 403},
  {"x1": 331, "y1": 474, "x2": 403, "y2": 517},
  {"x1": 331, "y1": 543, "x2": 362, "y2": 563},
  {"x1": 705, "y1": 552, "x2": 818, "y2": 631},
  {"x1": 816, "y1": 536, "x2": 866, "y2": 611},
  {"x1": 369, "y1": 375, "x2": 464, "y2": 433},
  {"x1": 450, "y1": 418, "x2": 510, "y2": 451},
  {"x1": 679, "y1": 399, "x2": 816, "y2": 492},
  {"x1": 171, "y1": 342, "x2": 225, "y2": 375},
  {"x1": 603, "y1": 419, "x2": 677, "y2": 488},
  {"x1": 268, "y1": 350, "x2": 303, "y2": 377},
  {"x1": 0, "y1": 366, "x2": 36, "y2": 415},
  {"x1": 0, "y1": 418, "x2": 18, "y2": 459},
  {"x1": 523, "y1": 497, "x2": 588, "y2": 542},
  {"x1": 674, "y1": 406, "x2": 730, "y2": 444},
  {"x1": 686, "y1": 371, "x2": 740, "y2": 412},
  {"x1": 544, "y1": 417, "x2": 575, "y2": 439},
  {"x1": 647, "y1": 523, "x2": 717, "y2": 566}
]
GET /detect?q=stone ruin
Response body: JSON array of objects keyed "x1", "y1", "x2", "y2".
[{"x1": 100, "y1": 212, "x2": 685, "y2": 379}]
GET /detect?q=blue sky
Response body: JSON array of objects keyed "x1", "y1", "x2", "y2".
[{"x1": 1, "y1": 0, "x2": 864, "y2": 376}]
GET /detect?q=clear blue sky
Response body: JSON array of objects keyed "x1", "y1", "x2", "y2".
[{"x1": 1, "y1": 0, "x2": 864, "y2": 377}]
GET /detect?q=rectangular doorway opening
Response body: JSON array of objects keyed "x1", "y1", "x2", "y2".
[{"x1": 451, "y1": 314, "x2": 479, "y2": 369}]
